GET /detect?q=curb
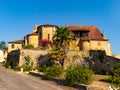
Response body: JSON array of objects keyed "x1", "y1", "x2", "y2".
[{"x1": 29, "y1": 71, "x2": 90, "y2": 90}]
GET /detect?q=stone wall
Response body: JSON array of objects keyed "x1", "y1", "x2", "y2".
[
  {"x1": 90, "y1": 40, "x2": 112, "y2": 56},
  {"x1": 69, "y1": 39, "x2": 112, "y2": 56},
  {"x1": 8, "y1": 43, "x2": 23, "y2": 52},
  {"x1": 7, "y1": 49, "x2": 120, "y2": 73},
  {"x1": 87, "y1": 50, "x2": 120, "y2": 74},
  {"x1": 25, "y1": 35, "x2": 39, "y2": 48},
  {"x1": 7, "y1": 49, "x2": 48, "y2": 68},
  {"x1": 41, "y1": 26, "x2": 56, "y2": 41},
  {"x1": 19, "y1": 49, "x2": 48, "y2": 68},
  {"x1": 64, "y1": 51, "x2": 89, "y2": 69}
]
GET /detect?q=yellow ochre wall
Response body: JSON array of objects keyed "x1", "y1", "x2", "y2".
[
  {"x1": 69, "y1": 39, "x2": 112, "y2": 56},
  {"x1": 26, "y1": 35, "x2": 38, "y2": 48},
  {"x1": 89, "y1": 40, "x2": 112, "y2": 56},
  {"x1": 41, "y1": 26, "x2": 57, "y2": 41},
  {"x1": 8, "y1": 43, "x2": 23, "y2": 52}
]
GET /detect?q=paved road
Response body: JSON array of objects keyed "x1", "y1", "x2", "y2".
[{"x1": 0, "y1": 67, "x2": 64, "y2": 90}]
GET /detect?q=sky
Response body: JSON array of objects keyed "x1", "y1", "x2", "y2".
[{"x1": 0, "y1": 0, "x2": 120, "y2": 54}]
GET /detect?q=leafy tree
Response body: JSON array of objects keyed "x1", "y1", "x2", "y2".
[
  {"x1": 53, "y1": 26, "x2": 73, "y2": 51},
  {"x1": 0, "y1": 41, "x2": 6, "y2": 49}
]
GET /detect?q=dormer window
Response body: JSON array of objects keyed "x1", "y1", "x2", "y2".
[
  {"x1": 82, "y1": 32, "x2": 88, "y2": 37},
  {"x1": 73, "y1": 31, "x2": 89, "y2": 38}
]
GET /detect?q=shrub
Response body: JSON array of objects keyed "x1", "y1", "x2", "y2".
[
  {"x1": 48, "y1": 50, "x2": 66, "y2": 67},
  {"x1": 3, "y1": 61, "x2": 11, "y2": 69},
  {"x1": 23, "y1": 65, "x2": 32, "y2": 72},
  {"x1": 23, "y1": 55, "x2": 33, "y2": 71},
  {"x1": 109, "y1": 63, "x2": 120, "y2": 85},
  {"x1": 51, "y1": 45, "x2": 59, "y2": 51},
  {"x1": 65, "y1": 64, "x2": 93, "y2": 85},
  {"x1": 23, "y1": 44, "x2": 34, "y2": 49},
  {"x1": 15, "y1": 66, "x2": 22, "y2": 71},
  {"x1": 40, "y1": 39, "x2": 52, "y2": 48},
  {"x1": 44, "y1": 65, "x2": 62, "y2": 80},
  {"x1": 24, "y1": 55, "x2": 31, "y2": 66},
  {"x1": 38, "y1": 65, "x2": 47, "y2": 72}
]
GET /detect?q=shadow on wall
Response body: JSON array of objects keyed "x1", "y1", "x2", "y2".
[
  {"x1": 37, "y1": 54, "x2": 51, "y2": 66},
  {"x1": 84, "y1": 50, "x2": 120, "y2": 74},
  {"x1": 7, "y1": 50, "x2": 20, "y2": 68}
]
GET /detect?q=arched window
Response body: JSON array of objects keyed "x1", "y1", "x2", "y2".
[{"x1": 48, "y1": 34, "x2": 50, "y2": 40}]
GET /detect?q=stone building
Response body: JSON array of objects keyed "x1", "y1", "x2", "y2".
[
  {"x1": 8, "y1": 24, "x2": 112, "y2": 56},
  {"x1": 8, "y1": 40, "x2": 24, "y2": 52},
  {"x1": 67, "y1": 25, "x2": 112, "y2": 56},
  {"x1": 24, "y1": 24, "x2": 58, "y2": 48}
]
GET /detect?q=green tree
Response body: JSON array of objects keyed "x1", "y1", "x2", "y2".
[
  {"x1": 0, "y1": 41, "x2": 6, "y2": 49},
  {"x1": 53, "y1": 26, "x2": 73, "y2": 51}
]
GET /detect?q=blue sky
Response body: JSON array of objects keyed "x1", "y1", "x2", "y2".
[{"x1": 0, "y1": 0, "x2": 120, "y2": 54}]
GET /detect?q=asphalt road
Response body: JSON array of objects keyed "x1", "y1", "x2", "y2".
[{"x1": 0, "y1": 66, "x2": 64, "y2": 90}]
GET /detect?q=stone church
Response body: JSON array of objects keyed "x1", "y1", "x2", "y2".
[{"x1": 8, "y1": 24, "x2": 112, "y2": 56}]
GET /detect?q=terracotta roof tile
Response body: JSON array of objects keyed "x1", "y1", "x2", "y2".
[
  {"x1": 25, "y1": 33, "x2": 38, "y2": 37},
  {"x1": 67, "y1": 25, "x2": 108, "y2": 40},
  {"x1": 8, "y1": 40, "x2": 24, "y2": 44},
  {"x1": 40, "y1": 24, "x2": 59, "y2": 27}
]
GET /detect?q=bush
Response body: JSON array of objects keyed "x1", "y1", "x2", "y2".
[
  {"x1": 65, "y1": 64, "x2": 93, "y2": 85},
  {"x1": 44, "y1": 65, "x2": 62, "y2": 80},
  {"x1": 23, "y1": 55, "x2": 33, "y2": 71},
  {"x1": 38, "y1": 65, "x2": 47, "y2": 72},
  {"x1": 23, "y1": 44, "x2": 34, "y2": 49},
  {"x1": 23, "y1": 65, "x2": 32, "y2": 72},
  {"x1": 15, "y1": 66, "x2": 22, "y2": 71},
  {"x1": 3, "y1": 61, "x2": 11, "y2": 69},
  {"x1": 109, "y1": 63, "x2": 120, "y2": 85},
  {"x1": 51, "y1": 45, "x2": 59, "y2": 51}
]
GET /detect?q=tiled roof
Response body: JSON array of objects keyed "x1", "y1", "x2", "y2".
[
  {"x1": 40, "y1": 24, "x2": 59, "y2": 27},
  {"x1": 25, "y1": 33, "x2": 38, "y2": 37},
  {"x1": 67, "y1": 25, "x2": 108, "y2": 40},
  {"x1": 8, "y1": 40, "x2": 24, "y2": 44}
]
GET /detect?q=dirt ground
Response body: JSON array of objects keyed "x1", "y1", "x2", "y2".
[{"x1": 90, "y1": 75, "x2": 110, "y2": 90}]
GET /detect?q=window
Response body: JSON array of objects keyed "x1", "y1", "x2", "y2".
[
  {"x1": 82, "y1": 32, "x2": 88, "y2": 37},
  {"x1": 73, "y1": 31, "x2": 89, "y2": 38},
  {"x1": 11, "y1": 44, "x2": 14, "y2": 48},
  {"x1": 39, "y1": 30, "x2": 42, "y2": 40},
  {"x1": 48, "y1": 34, "x2": 50, "y2": 40}
]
